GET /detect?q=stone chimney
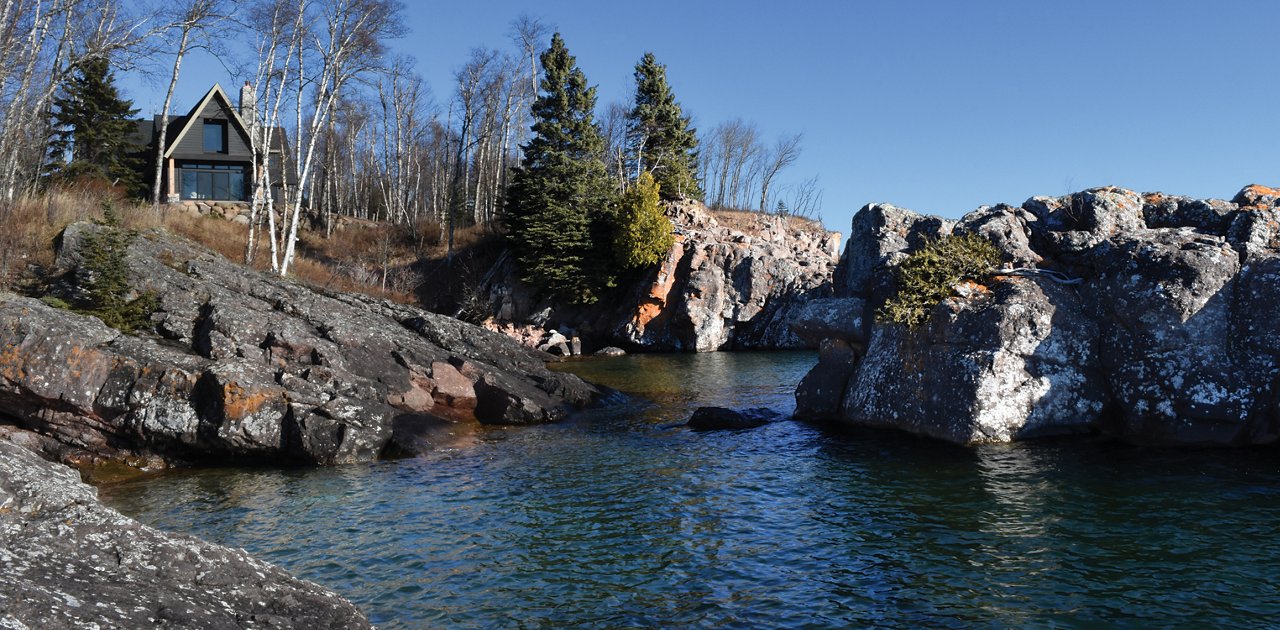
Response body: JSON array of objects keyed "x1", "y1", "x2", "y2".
[{"x1": 239, "y1": 81, "x2": 256, "y2": 137}]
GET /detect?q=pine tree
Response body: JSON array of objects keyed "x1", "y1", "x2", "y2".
[
  {"x1": 505, "y1": 34, "x2": 617, "y2": 304},
  {"x1": 614, "y1": 171, "x2": 674, "y2": 269},
  {"x1": 46, "y1": 57, "x2": 143, "y2": 196},
  {"x1": 626, "y1": 52, "x2": 702, "y2": 202}
]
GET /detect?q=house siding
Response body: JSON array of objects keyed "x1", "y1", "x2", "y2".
[{"x1": 168, "y1": 98, "x2": 253, "y2": 161}]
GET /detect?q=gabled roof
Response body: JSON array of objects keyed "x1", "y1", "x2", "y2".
[{"x1": 163, "y1": 83, "x2": 255, "y2": 158}]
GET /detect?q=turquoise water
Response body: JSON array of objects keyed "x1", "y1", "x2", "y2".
[{"x1": 100, "y1": 352, "x2": 1280, "y2": 628}]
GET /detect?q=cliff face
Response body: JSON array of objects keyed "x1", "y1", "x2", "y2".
[
  {"x1": 795, "y1": 185, "x2": 1280, "y2": 446},
  {"x1": 0, "y1": 222, "x2": 604, "y2": 471},
  {"x1": 490, "y1": 199, "x2": 842, "y2": 352},
  {"x1": 0, "y1": 438, "x2": 371, "y2": 628}
]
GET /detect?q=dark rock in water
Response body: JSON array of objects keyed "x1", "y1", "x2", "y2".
[
  {"x1": 800, "y1": 184, "x2": 1280, "y2": 447},
  {"x1": 795, "y1": 339, "x2": 860, "y2": 419},
  {"x1": 0, "y1": 222, "x2": 604, "y2": 471},
  {"x1": 687, "y1": 406, "x2": 778, "y2": 430},
  {"x1": 0, "y1": 439, "x2": 371, "y2": 628},
  {"x1": 595, "y1": 346, "x2": 626, "y2": 356}
]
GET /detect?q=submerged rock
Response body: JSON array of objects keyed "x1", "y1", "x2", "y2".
[
  {"x1": 799, "y1": 184, "x2": 1280, "y2": 446},
  {"x1": 686, "y1": 406, "x2": 778, "y2": 430},
  {"x1": 0, "y1": 222, "x2": 604, "y2": 471},
  {"x1": 0, "y1": 439, "x2": 371, "y2": 628}
]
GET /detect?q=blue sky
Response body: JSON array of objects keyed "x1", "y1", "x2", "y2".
[{"x1": 125, "y1": 0, "x2": 1280, "y2": 231}]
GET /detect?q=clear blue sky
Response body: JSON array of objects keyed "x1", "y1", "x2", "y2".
[{"x1": 126, "y1": 0, "x2": 1280, "y2": 231}]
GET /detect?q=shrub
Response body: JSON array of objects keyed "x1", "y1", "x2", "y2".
[
  {"x1": 614, "y1": 171, "x2": 674, "y2": 269},
  {"x1": 877, "y1": 233, "x2": 1001, "y2": 329},
  {"x1": 74, "y1": 200, "x2": 158, "y2": 333}
]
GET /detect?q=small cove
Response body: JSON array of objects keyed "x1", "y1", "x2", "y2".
[{"x1": 100, "y1": 351, "x2": 1280, "y2": 628}]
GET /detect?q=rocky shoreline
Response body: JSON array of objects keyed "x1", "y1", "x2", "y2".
[
  {"x1": 0, "y1": 438, "x2": 371, "y2": 628},
  {"x1": 794, "y1": 184, "x2": 1280, "y2": 446},
  {"x1": 485, "y1": 198, "x2": 842, "y2": 353},
  {"x1": 0, "y1": 222, "x2": 606, "y2": 473}
]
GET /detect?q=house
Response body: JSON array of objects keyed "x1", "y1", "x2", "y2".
[{"x1": 131, "y1": 82, "x2": 292, "y2": 208}]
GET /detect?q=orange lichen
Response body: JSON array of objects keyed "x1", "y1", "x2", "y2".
[{"x1": 220, "y1": 381, "x2": 279, "y2": 421}]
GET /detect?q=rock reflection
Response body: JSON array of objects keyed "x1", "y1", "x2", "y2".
[{"x1": 99, "y1": 354, "x2": 1280, "y2": 628}]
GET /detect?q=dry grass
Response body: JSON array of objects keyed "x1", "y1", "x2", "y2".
[
  {"x1": 709, "y1": 207, "x2": 826, "y2": 235},
  {"x1": 0, "y1": 188, "x2": 423, "y2": 306}
]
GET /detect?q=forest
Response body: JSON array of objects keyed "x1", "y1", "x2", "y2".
[{"x1": 0, "y1": 0, "x2": 822, "y2": 303}]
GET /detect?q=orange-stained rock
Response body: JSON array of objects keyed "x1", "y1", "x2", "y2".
[{"x1": 430, "y1": 361, "x2": 476, "y2": 411}]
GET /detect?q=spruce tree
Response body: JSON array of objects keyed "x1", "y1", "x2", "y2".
[
  {"x1": 626, "y1": 52, "x2": 702, "y2": 202},
  {"x1": 614, "y1": 171, "x2": 673, "y2": 269},
  {"x1": 505, "y1": 34, "x2": 617, "y2": 304},
  {"x1": 46, "y1": 57, "x2": 143, "y2": 196}
]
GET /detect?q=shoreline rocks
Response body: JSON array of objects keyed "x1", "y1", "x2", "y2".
[
  {"x1": 0, "y1": 222, "x2": 607, "y2": 472},
  {"x1": 486, "y1": 198, "x2": 842, "y2": 352},
  {"x1": 797, "y1": 184, "x2": 1280, "y2": 447},
  {"x1": 0, "y1": 438, "x2": 371, "y2": 628}
]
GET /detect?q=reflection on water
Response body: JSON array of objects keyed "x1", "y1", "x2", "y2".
[{"x1": 101, "y1": 352, "x2": 1280, "y2": 628}]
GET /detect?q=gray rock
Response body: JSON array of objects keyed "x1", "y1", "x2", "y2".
[
  {"x1": 787, "y1": 297, "x2": 869, "y2": 346},
  {"x1": 841, "y1": 277, "x2": 1105, "y2": 443},
  {"x1": 0, "y1": 439, "x2": 371, "y2": 628},
  {"x1": 1141, "y1": 193, "x2": 1236, "y2": 235},
  {"x1": 0, "y1": 222, "x2": 604, "y2": 472},
  {"x1": 832, "y1": 202, "x2": 954, "y2": 304},
  {"x1": 955, "y1": 203, "x2": 1041, "y2": 266},
  {"x1": 687, "y1": 406, "x2": 778, "y2": 430},
  {"x1": 799, "y1": 184, "x2": 1280, "y2": 447},
  {"x1": 594, "y1": 346, "x2": 626, "y2": 357},
  {"x1": 1089, "y1": 229, "x2": 1272, "y2": 444},
  {"x1": 795, "y1": 339, "x2": 860, "y2": 419}
]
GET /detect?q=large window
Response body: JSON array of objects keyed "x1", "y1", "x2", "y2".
[
  {"x1": 203, "y1": 119, "x2": 226, "y2": 153},
  {"x1": 180, "y1": 163, "x2": 245, "y2": 201}
]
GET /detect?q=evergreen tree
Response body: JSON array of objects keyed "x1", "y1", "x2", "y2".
[
  {"x1": 505, "y1": 33, "x2": 617, "y2": 304},
  {"x1": 46, "y1": 57, "x2": 143, "y2": 195},
  {"x1": 614, "y1": 171, "x2": 673, "y2": 269},
  {"x1": 626, "y1": 52, "x2": 702, "y2": 201}
]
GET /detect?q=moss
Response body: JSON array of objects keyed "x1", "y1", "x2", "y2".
[
  {"x1": 39, "y1": 295, "x2": 72, "y2": 310},
  {"x1": 877, "y1": 233, "x2": 1001, "y2": 329}
]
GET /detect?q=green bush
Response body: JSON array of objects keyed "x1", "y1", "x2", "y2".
[
  {"x1": 614, "y1": 171, "x2": 674, "y2": 269},
  {"x1": 877, "y1": 233, "x2": 1001, "y2": 329},
  {"x1": 75, "y1": 201, "x2": 157, "y2": 333}
]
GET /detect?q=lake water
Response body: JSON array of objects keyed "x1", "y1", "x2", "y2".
[{"x1": 100, "y1": 352, "x2": 1280, "y2": 628}]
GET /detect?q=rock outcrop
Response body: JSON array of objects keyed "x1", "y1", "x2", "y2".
[
  {"x1": 0, "y1": 438, "x2": 371, "y2": 628},
  {"x1": 0, "y1": 222, "x2": 604, "y2": 471},
  {"x1": 796, "y1": 184, "x2": 1280, "y2": 446},
  {"x1": 489, "y1": 198, "x2": 842, "y2": 352}
]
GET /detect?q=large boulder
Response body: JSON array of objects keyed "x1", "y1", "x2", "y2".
[
  {"x1": 0, "y1": 222, "x2": 605, "y2": 472},
  {"x1": 801, "y1": 184, "x2": 1280, "y2": 447},
  {"x1": 841, "y1": 277, "x2": 1105, "y2": 443},
  {"x1": 832, "y1": 202, "x2": 953, "y2": 303},
  {"x1": 0, "y1": 438, "x2": 371, "y2": 628},
  {"x1": 1087, "y1": 229, "x2": 1276, "y2": 444}
]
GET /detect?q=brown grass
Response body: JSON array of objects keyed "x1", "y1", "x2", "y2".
[
  {"x1": 0, "y1": 188, "x2": 423, "y2": 306},
  {"x1": 709, "y1": 208, "x2": 826, "y2": 235}
]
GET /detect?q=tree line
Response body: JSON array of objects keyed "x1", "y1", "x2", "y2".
[{"x1": 0, "y1": 0, "x2": 821, "y2": 286}]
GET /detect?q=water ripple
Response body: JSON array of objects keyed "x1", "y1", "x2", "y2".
[{"x1": 100, "y1": 352, "x2": 1280, "y2": 628}]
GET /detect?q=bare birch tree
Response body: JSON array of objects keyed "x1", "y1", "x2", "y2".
[
  {"x1": 757, "y1": 133, "x2": 801, "y2": 212},
  {"x1": 150, "y1": 0, "x2": 232, "y2": 205}
]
